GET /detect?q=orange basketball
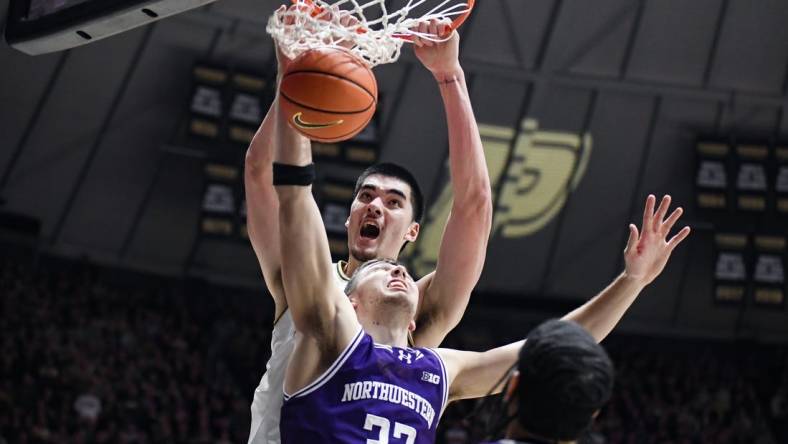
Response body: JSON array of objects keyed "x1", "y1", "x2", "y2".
[{"x1": 280, "y1": 47, "x2": 378, "y2": 143}]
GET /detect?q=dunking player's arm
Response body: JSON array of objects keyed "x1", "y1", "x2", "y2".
[
  {"x1": 244, "y1": 46, "x2": 304, "y2": 320},
  {"x1": 273, "y1": 105, "x2": 361, "y2": 395},
  {"x1": 438, "y1": 195, "x2": 691, "y2": 402},
  {"x1": 411, "y1": 23, "x2": 493, "y2": 348}
]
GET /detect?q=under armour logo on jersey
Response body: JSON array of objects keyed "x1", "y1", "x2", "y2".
[
  {"x1": 421, "y1": 371, "x2": 440, "y2": 385},
  {"x1": 398, "y1": 350, "x2": 412, "y2": 364}
]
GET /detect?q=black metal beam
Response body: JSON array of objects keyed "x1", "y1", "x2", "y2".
[
  {"x1": 554, "y1": 1, "x2": 638, "y2": 74},
  {"x1": 533, "y1": 0, "x2": 563, "y2": 71},
  {"x1": 117, "y1": 151, "x2": 167, "y2": 260},
  {"x1": 713, "y1": 99, "x2": 725, "y2": 132},
  {"x1": 536, "y1": 89, "x2": 598, "y2": 295},
  {"x1": 499, "y1": 0, "x2": 526, "y2": 69},
  {"x1": 702, "y1": 0, "x2": 729, "y2": 87},
  {"x1": 0, "y1": 51, "x2": 69, "y2": 194},
  {"x1": 51, "y1": 26, "x2": 156, "y2": 245},
  {"x1": 618, "y1": 0, "x2": 645, "y2": 79}
]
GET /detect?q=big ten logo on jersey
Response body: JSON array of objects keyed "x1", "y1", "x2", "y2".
[
  {"x1": 407, "y1": 118, "x2": 592, "y2": 277},
  {"x1": 421, "y1": 371, "x2": 440, "y2": 385}
]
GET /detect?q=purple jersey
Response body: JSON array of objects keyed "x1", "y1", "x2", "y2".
[{"x1": 280, "y1": 328, "x2": 448, "y2": 444}]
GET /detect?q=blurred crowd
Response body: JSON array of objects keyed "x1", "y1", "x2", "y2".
[
  {"x1": 0, "y1": 256, "x2": 270, "y2": 443},
  {"x1": 595, "y1": 338, "x2": 786, "y2": 444},
  {"x1": 435, "y1": 329, "x2": 788, "y2": 444},
  {"x1": 1, "y1": 253, "x2": 787, "y2": 443}
]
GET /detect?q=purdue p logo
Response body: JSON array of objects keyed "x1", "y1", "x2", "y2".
[
  {"x1": 408, "y1": 118, "x2": 592, "y2": 277},
  {"x1": 492, "y1": 119, "x2": 592, "y2": 238}
]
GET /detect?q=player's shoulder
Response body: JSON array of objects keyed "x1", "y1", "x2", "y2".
[
  {"x1": 429, "y1": 347, "x2": 470, "y2": 378},
  {"x1": 415, "y1": 270, "x2": 435, "y2": 291},
  {"x1": 432, "y1": 347, "x2": 470, "y2": 363}
]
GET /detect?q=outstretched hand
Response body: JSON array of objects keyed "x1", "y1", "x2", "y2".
[
  {"x1": 412, "y1": 19, "x2": 461, "y2": 79},
  {"x1": 623, "y1": 195, "x2": 691, "y2": 286}
]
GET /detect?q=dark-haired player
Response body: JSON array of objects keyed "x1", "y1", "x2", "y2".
[{"x1": 485, "y1": 319, "x2": 614, "y2": 444}]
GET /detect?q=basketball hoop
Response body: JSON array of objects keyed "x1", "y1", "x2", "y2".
[{"x1": 266, "y1": 0, "x2": 475, "y2": 67}]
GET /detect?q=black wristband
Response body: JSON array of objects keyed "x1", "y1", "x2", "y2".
[{"x1": 273, "y1": 162, "x2": 316, "y2": 186}]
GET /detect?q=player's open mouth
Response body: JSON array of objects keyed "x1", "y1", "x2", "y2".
[{"x1": 360, "y1": 223, "x2": 380, "y2": 240}]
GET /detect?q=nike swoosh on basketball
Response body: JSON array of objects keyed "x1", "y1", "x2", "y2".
[{"x1": 292, "y1": 112, "x2": 344, "y2": 129}]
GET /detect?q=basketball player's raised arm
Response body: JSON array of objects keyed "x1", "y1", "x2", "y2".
[
  {"x1": 412, "y1": 24, "x2": 493, "y2": 348},
  {"x1": 273, "y1": 103, "x2": 359, "y2": 346},
  {"x1": 244, "y1": 46, "x2": 307, "y2": 317},
  {"x1": 245, "y1": 100, "x2": 285, "y2": 304},
  {"x1": 562, "y1": 195, "x2": 690, "y2": 342},
  {"x1": 438, "y1": 340, "x2": 524, "y2": 402}
]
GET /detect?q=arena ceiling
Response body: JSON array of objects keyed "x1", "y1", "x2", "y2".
[{"x1": 1, "y1": 0, "x2": 787, "y2": 339}]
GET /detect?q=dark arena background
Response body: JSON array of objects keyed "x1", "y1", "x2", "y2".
[{"x1": 1, "y1": 0, "x2": 788, "y2": 443}]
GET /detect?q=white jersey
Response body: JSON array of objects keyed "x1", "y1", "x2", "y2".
[{"x1": 248, "y1": 261, "x2": 351, "y2": 444}]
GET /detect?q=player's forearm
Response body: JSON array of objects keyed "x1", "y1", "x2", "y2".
[
  {"x1": 245, "y1": 101, "x2": 279, "y2": 215},
  {"x1": 562, "y1": 272, "x2": 647, "y2": 343},
  {"x1": 475, "y1": 340, "x2": 523, "y2": 396},
  {"x1": 274, "y1": 97, "x2": 312, "y2": 166},
  {"x1": 246, "y1": 98, "x2": 278, "y2": 171},
  {"x1": 271, "y1": 93, "x2": 333, "y2": 329},
  {"x1": 436, "y1": 67, "x2": 491, "y2": 211},
  {"x1": 276, "y1": 187, "x2": 337, "y2": 331},
  {"x1": 414, "y1": 72, "x2": 491, "y2": 346},
  {"x1": 244, "y1": 169, "x2": 282, "y2": 289},
  {"x1": 449, "y1": 339, "x2": 524, "y2": 401},
  {"x1": 247, "y1": 99, "x2": 301, "y2": 203},
  {"x1": 243, "y1": 100, "x2": 285, "y2": 291}
]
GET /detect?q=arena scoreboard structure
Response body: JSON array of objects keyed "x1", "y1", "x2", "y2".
[
  {"x1": 5, "y1": 0, "x2": 216, "y2": 55},
  {"x1": 695, "y1": 139, "x2": 788, "y2": 308},
  {"x1": 181, "y1": 62, "x2": 382, "y2": 262}
]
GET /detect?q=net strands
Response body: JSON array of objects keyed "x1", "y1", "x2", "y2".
[{"x1": 266, "y1": 0, "x2": 471, "y2": 67}]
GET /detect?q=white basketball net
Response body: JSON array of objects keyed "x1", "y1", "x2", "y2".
[{"x1": 266, "y1": 0, "x2": 471, "y2": 67}]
